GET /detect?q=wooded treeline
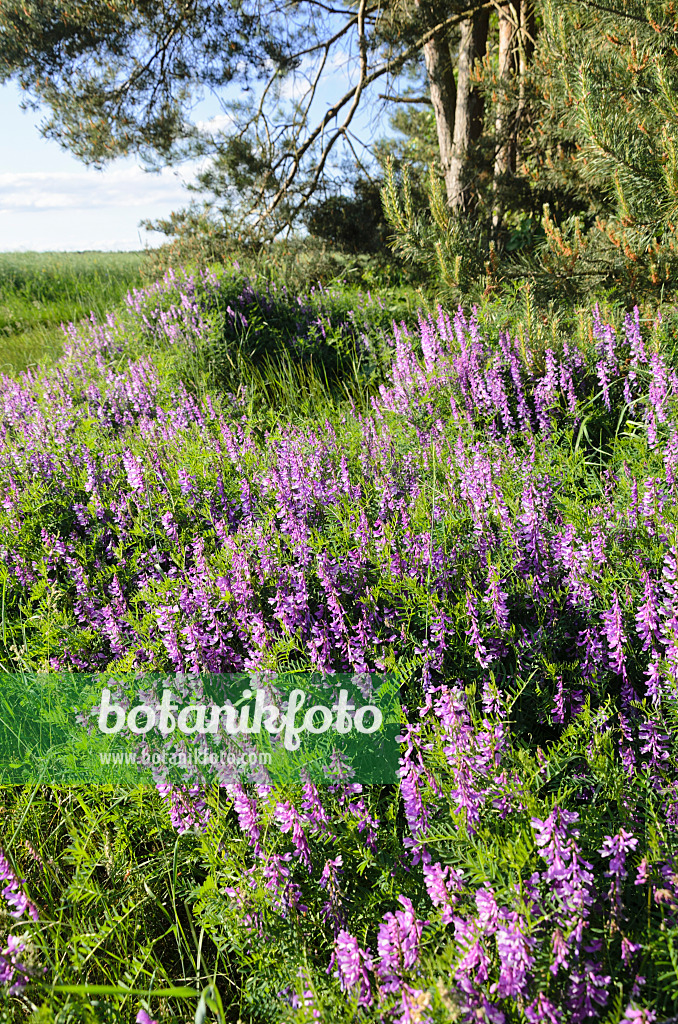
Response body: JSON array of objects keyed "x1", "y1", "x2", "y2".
[
  {"x1": 2, "y1": 1, "x2": 678, "y2": 304},
  {"x1": 328, "y1": 0, "x2": 678, "y2": 306}
]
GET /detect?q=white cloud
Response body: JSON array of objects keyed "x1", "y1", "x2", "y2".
[
  {"x1": 194, "y1": 112, "x2": 235, "y2": 134},
  {"x1": 0, "y1": 162, "x2": 211, "y2": 251},
  {"x1": 0, "y1": 165, "x2": 194, "y2": 215}
]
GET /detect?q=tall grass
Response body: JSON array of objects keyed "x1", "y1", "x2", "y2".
[
  {"x1": 4, "y1": 257, "x2": 678, "y2": 1023},
  {"x1": 0, "y1": 252, "x2": 145, "y2": 376}
]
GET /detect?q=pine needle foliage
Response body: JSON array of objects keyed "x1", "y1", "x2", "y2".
[
  {"x1": 381, "y1": 160, "x2": 488, "y2": 298},
  {"x1": 527, "y1": 0, "x2": 678, "y2": 300},
  {"x1": 381, "y1": 1, "x2": 678, "y2": 306}
]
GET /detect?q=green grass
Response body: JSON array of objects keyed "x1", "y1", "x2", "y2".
[
  {"x1": 3, "y1": 251, "x2": 678, "y2": 1023},
  {"x1": 0, "y1": 251, "x2": 145, "y2": 377}
]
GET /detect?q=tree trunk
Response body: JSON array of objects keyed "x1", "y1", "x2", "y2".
[
  {"x1": 493, "y1": 3, "x2": 518, "y2": 230},
  {"x1": 449, "y1": 9, "x2": 490, "y2": 211},
  {"x1": 494, "y1": 3, "x2": 517, "y2": 181},
  {"x1": 422, "y1": 32, "x2": 457, "y2": 204},
  {"x1": 515, "y1": 0, "x2": 536, "y2": 167},
  {"x1": 416, "y1": 1, "x2": 457, "y2": 208}
]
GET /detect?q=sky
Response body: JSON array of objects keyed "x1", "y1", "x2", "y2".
[
  {"x1": 0, "y1": 81, "x2": 201, "y2": 252},
  {"x1": 0, "y1": 38, "x2": 393, "y2": 254}
]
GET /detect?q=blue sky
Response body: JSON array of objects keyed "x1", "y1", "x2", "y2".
[
  {"x1": 0, "y1": 42, "x2": 390, "y2": 254},
  {"x1": 0, "y1": 81, "x2": 202, "y2": 252}
]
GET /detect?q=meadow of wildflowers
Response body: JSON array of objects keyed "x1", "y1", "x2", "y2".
[{"x1": 1, "y1": 263, "x2": 678, "y2": 1024}]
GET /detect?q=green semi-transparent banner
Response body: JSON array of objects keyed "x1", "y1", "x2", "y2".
[{"x1": 0, "y1": 672, "x2": 401, "y2": 785}]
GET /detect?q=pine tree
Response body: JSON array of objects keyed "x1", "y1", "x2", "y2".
[
  {"x1": 524, "y1": 0, "x2": 678, "y2": 300},
  {"x1": 377, "y1": 5, "x2": 539, "y2": 298}
]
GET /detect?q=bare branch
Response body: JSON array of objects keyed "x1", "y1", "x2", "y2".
[
  {"x1": 377, "y1": 93, "x2": 432, "y2": 103},
  {"x1": 254, "y1": 0, "x2": 494, "y2": 228},
  {"x1": 342, "y1": 128, "x2": 380, "y2": 182},
  {"x1": 284, "y1": 7, "x2": 376, "y2": 63}
]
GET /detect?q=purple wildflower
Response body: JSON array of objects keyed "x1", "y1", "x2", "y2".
[
  {"x1": 122, "y1": 450, "x2": 145, "y2": 493},
  {"x1": 422, "y1": 855, "x2": 463, "y2": 924},
  {"x1": 177, "y1": 467, "x2": 196, "y2": 495},
  {"x1": 395, "y1": 985, "x2": 434, "y2": 1024},
  {"x1": 376, "y1": 895, "x2": 424, "y2": 993},
  {"x1": 644, "y1": 655, "x2": 663, "y2": 703},
  {"x1": 301, "y1": 769, "x2": 331, "y2": 835},
  {"x1": 347, "y1": 795, "x2": 380, "y2": 854},
  {"x1": 619, "y1": 711, "x2": 637, "y2": 777},
  {"x1": 622, "y1": 937, "x2": 642, "y2": 965},
  {"x1": 275, "y1": 800, "x2": 312, "y2": 872},
  {"x1": 596, "y1": 360, "x2": 611, "y2": 411},
  {"x1": 551, "y1": 675, "x2": 566, "y2": 726},
  {"x1": 136, "y1": 1012, "x2": 158, "y2": 1024},
  {"x1": 620, "y1": 1007, "x2": 657, "y2": 1024},
  {"x1": 398, "y1": 723, "x2": 436, "y2": 851},
  {"x1": 475, "y1": 887, "x2": 499, "y2": 932},
  {"x1": 600, "y1": 829, "x2": 636, "y2": 876},
  {"x1": 0, "y1": 848, "x2": 38, "y2": 922},
  {"x1": 485, "y1": 563, "x2": 510, "y2": 630},
  {"x1": 532, "y1": 807, "x2": 595, "y2": 950},
  {"x1": 160, "y1": 511, "x2": 180, "y2": 544},
  {"x1": 319, "y1": 856, "x2": 345, "y2": 929},
  {"x1": 592, "y1": 304, "x2": 617, "y2": 367},
  {"x1": 636, "y1": 572, "x2": 659, "y2": 651},
  {"x1": 432, "y1": 685, "x2": 505, "y2": 832},
  {"x1": 625, "y1": 306, "x2": 647, "y2": 367},
  {"x1": 567, "y1": 962, "x2": 611, "y2": 1024},
  {"x1": 639, "y1": 717, "x2": 670, "y2": 775},
  {"x1": 635, "y1": 858, "x2": 651, "y2": 885},
  {"x1": 466, "y1": 591, "x2": 491, "y2": 668},
  {"x1": 0, "y1": 935, "x2": 30, "y2": 995},
  {"x1": 333, "y1": 929, "x2": 373, "y2": 1006},
  {"x1": 601, "y1": 590, "x2": 627, "y2": 678},
  {"x1": 599, "y1": 828, "x2": 638, "y2": 898},
  {"x1": 494, "y1": 911, "x2": 535, "y2": 998},
  {"x1": 225, "y1": 781, "x2": 261, "y2": 854},
  {"x1": 156, "y1": 783, "x2": 211, "y2": 835},
  {"x1": 419, "y1": 311, "x2": 444, "y2": 372},
  {"x1": 453, "y1": 916, "x2": 491, "y2": 990},
  {"x1": 525, "y1": 993, "x2": 561, "y2": 1024},
  {"x1": 290, "y1": 969, "x2": 321, "y2": 1020},
  {"x1": 550, "y1": 929, "x2": 569, "y2": 975}
]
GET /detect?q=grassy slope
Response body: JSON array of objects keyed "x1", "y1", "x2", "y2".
[{"x1": 5, "y1": 254, "x2": 678, "y2": 1023}]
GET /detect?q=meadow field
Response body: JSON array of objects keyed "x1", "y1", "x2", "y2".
[
  {"x1": 0, "y1": 251, "x2": 677, "y2": 1024},
  {"x1": 0, "y1": 251, "x2": 145, "y2": 377}
]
